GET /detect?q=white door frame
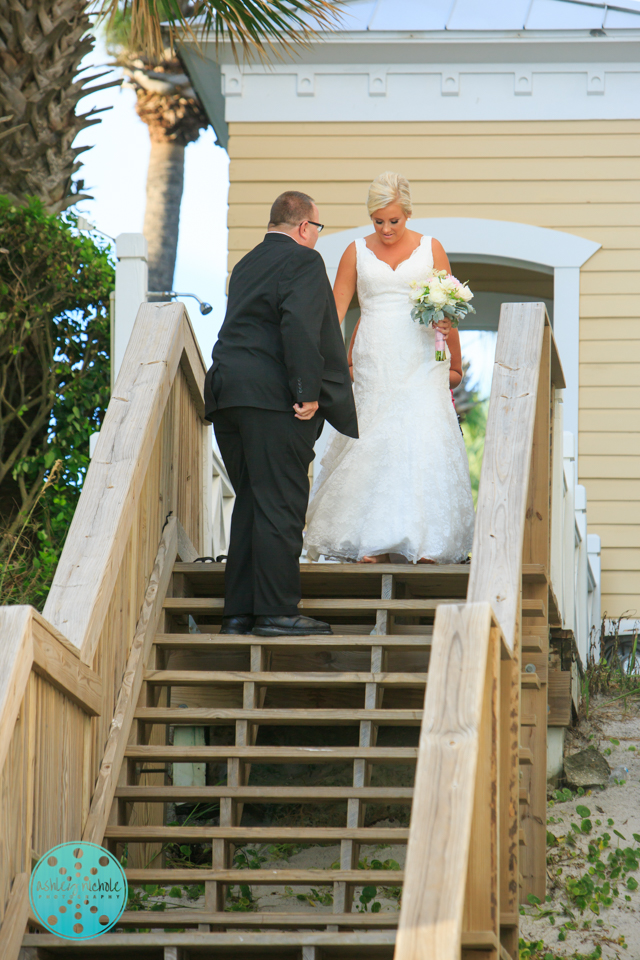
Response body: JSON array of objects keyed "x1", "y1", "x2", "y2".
[{"x1": 316, "y1": 217, "x2": 600, "y2": 444}]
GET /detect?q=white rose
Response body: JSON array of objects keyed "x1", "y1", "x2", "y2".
[
  {"x1": 440, "y1": 276, "x2": 457, "y2": 294},
  {"x1": 458, "y1": 284, "x2": 473, "y2": 302},
  {"x1": 409, "y1": 285, "x2": 423, "y2": 302},
  {"x1": 428, "y1": 281, "x2": 448, "y2": 307}
]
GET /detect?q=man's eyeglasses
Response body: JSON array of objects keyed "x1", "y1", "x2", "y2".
[{"x1": 303, "y1": 220, "x2": 324, "y2": 233}]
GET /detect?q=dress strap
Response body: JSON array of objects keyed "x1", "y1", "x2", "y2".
[
  {"x1": 420, "y1": 235, "x2": 434, "y2": 271},
  {"x1": 354, "y1": 236, "x2": 367, "y2": 267}
]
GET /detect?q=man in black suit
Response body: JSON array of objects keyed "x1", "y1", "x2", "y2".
[{"x1": 204, "y1": 191, "x2": 358, "y2": 637}]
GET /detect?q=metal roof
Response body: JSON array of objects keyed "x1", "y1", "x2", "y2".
[{"x1": 338, "y1": 0, "x2": 640, "y2": 31}]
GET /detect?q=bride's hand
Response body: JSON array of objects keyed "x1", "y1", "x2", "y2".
[{"x1": 435, "y1": 317, "x2": 452, "y2": 339}]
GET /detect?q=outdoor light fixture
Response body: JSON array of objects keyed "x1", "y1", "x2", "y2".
[
  {"x1": 76, "y1": 216, "x2": 115, "y2": 242},
  {"x1": 149, "y1": 291, "x2": 213, "y2": 315}
]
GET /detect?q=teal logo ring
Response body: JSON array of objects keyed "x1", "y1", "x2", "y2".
[{"x1": 29, "y1": 842, "x2": 127, "y2": 940}]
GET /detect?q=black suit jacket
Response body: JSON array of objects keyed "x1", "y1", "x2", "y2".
[{"x1": 204, "y1": 233, "x2": 358, "y2": 438}]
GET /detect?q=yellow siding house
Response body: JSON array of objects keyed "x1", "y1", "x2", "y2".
[{"x1": 181, "y1": 0, "x2": 640, "y2": 622}]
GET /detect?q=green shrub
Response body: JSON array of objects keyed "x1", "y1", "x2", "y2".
[{"x1": 0, "y1": 196, "x2": 113, "y2": 607}]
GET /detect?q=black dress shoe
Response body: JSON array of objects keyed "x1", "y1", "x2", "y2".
[
  {"x1": 220, "y1": 615, "x2": 255, "y2": 635},
  {"x1": 252, "y1": 615, "x2": 333, "y2": 637}
]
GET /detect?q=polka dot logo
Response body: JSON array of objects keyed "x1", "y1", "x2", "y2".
[{"x1": 29, "y1": 842, "x2": 127, "y2": 940}]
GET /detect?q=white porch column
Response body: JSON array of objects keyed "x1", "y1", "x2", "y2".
[
  {"x1": 562, "y1": 431, "x2": 576, "y2": 634},
  {"x1": 574, "y1": 484, "x2": 589, "y2": 664},
  {"x1": 114, "y1": 233, "x2": 148, "y2": 386},
  {"x1": 553, "y1": 266, "x2": 580, "y2": 446},
  {"x1": 587, "y1": 533, "x2": 602, "y2": 657}
]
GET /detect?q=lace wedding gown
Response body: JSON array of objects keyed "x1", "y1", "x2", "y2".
[{"x1": 305, "y1": 236, "x2": 475, "y2": 564}]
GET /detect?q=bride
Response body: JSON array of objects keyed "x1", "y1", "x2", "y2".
[{"x1": 305, "y1": 171, "x2": 475, "y2": 564}]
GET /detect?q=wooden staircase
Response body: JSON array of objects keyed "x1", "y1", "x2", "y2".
[
  {"x1": 0, "y1": 300, "x2": 564, "y2": 960},
  {"x1": 25, "y1": 560, "x2": 538, "y2": 957}
]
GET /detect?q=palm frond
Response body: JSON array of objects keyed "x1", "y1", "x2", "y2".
[{"x1": 100, "y1": 0, "x2": 343, "y2": 61}]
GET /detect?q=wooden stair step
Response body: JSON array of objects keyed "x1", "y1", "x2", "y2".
[
  {"x1": 461, "y1": 930, "x2": 501, "y2": 952},
  {"x1": 163, "y1": 596, "x2": 546, "y2": 619},
  {"x1": 154, "y1": 633, "x2": 432, "y2": 648},
  {"x1": 163, "y1": 597, "x2": 459, "y2": 614},
  {"x1": 521, "y1": 598, "x2": 546, "y2": 618},
  {"x1": 522, "y1": 635, "x2": 545, "y2": 654},
  {"x1": 175, "y1": 561, "x2": 470, "y2": 579},
  {"x1": 172, "y1": 560, "x2": 545, "y2": 581},
  {"x1": 144, "y1": 669, "x2": 427, "y2": 687},
  {"x1": 125, "y1": 867, "x2": 405, "y2": 884},
  {"x1": 127, "y1": 745, "x2": 418, "y2": 762},
  {"x1": 521, "y1": 672, "x2": 542, "y2": 689},
  {"x1": 22, "y1": 928, "x2": 502, "y2": 950},
  {"x1": 105, "y1": 825, "x2": 410, "y2": 842},
  {"x1": 115, "y1": 785, "x2": 414, "y2": 802},
  {"x1": 135, "y1": 707, "x2": 423, "y2": 725},
  {"x1": 24, "y1": 931, "x2": 398, "y2": 948},
  {"x1": 116, "y1": 910, "x2": 400, "y2": 927}
]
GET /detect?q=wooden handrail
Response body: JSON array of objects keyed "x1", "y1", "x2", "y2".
[
  {"x1": 43, "y1": 302, "x2": 208, "y2": 665},
  {"x1": 467, "y1": 302, "x2": 547, "y2": 650},
  {"x1": 396, "y1": 302, "x2": 562, "y2": 960}
]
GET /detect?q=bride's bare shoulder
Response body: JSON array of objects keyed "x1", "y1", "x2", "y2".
[
  {"x1": 339, "y1": 241, "x2": 358, "y2": 265},
  {"x1": 430, "y1": 237, "x2": 451, "y2": 270}
]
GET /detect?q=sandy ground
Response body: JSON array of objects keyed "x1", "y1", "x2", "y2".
[{"x1": 520, "y1": 695, "x2": 640, "y2": 958}]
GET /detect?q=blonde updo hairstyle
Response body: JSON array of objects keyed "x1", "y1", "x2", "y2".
[{"x1": 367, "y1": 171, "x2": 412, "y2": 218}]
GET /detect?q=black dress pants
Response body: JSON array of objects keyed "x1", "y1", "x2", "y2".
[{"x1": 212, "y1": 406, "x2": 322, "y2": 617}]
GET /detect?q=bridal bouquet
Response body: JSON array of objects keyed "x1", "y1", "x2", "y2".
[{"x1": 410, "y1": 271, "x2": 475, "y2": 361}]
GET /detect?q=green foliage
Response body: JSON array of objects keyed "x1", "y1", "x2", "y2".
[
  {"x1": 357, "y1": 885, "x2": 381, "y2": 912},
  {"x1": 233, "y1": 846, "x2": 270, "y2": 870},
  {"x1": 524, "y1": 805, "x2": 637, "y2": 956},
  {"x1": 583, "y1": 619, "x2": 640, "y2": 716},
  {"x1": 226, "y1": 884, "x2": 257, "y2": 912},
  {"x1": 461, "y1": 397, "x2": 488, "y2": 505},
  {"x1": 0, "y1": 196, "x2": 113, "y2": 608},
  {"x1": 551, "y1": 786, "x2": 587, "y2": 804},
  {"x1": 286, "y1": 885, "x2": 334, "y2": 908},
  {"x1": 107, "y1": 0, "x2": 341, "y2": 61},
  {"x1": 519, "y1": 940, "x2": 604, "y2": 960}
]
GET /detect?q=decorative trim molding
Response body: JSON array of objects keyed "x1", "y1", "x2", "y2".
[{"x1": 220, "y1": 62, "x2": 640, "y2": 122}]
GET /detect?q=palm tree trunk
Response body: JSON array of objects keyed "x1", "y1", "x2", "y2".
[
  {"x1": 0, "y1": 0, "x2": 116, "y2": 212},
  {"x1": 143, "y1": 139, "x2": 185, "y2": 294}
]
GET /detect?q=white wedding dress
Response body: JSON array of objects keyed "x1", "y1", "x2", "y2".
[{"x1": 305, "y1": 236, "x2": 475, "y2": 564}]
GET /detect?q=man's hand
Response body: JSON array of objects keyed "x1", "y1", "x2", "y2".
[
  {"x1": 293, "y1": 401, "x2": 319, "y2": 421},
  {"x1": 435, "y1": 317, "x2": 452, "y2": 339}
]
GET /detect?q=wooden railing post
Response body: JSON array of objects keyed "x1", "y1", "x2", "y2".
[
  {"x1": 462, "y1": 623, "x2": 501, "y2": 958},
  {"x1": 395, "y1": 602, "x2": 494, "y2": 960}
]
